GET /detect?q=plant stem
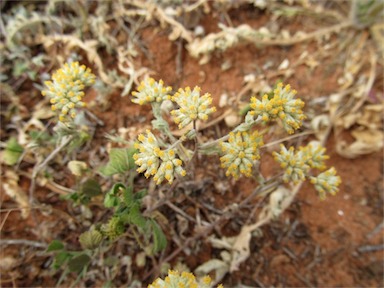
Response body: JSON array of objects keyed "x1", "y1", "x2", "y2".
[{"x1": 29, "y1": 135, "x2": 74, "y2": 201}]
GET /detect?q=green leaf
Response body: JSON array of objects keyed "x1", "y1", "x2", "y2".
[
  {"x1": 134, "y1": 189, "x2": 147, "y2": 201},
  {"x1": 102, "y1": 280, "x2": 113, "y2": 288},
  {"x1": 52, "y1": 251, "x2": 71, "y2": 270},
  {"x1": 129, "y1": 204, "x2": 147, "y2": 229},
  {"x1": 100, "y1": 148, "x2": 137, "y2": 176},
  {"x1": 68, "y1": 254, "x2": 91, "y2": 274},
  {"x1": 47, "y1": 240, "x2": 64, "y2": 252},
  {"x1": 12, "y1": 61, "x2": 28, "y2": 77},
  {"x1": 150, "y1": 220, "x2": 167, "y2": 253},
  {"x1": 3, "y1": 137, "x2": 23, "y2": 165},
  {"x1": 104, "y1": 183, "x2": 125, "y2": 208},
  {"x1": 122, "y1": 185, "x2": 134, "y2": 205},
  {"x1": 79, "y1": 179, "x2": 102, "y2": 197}
]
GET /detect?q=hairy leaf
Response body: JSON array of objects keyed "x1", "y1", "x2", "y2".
[
  {"x1": 68, "y1": 254, "x2": 91, "y2": 273},
  {"x1": 52, "y1": 251, "x2": 71, "y2": 270},
  {"x1": 2, "y1": 137, "x2": 23, "y2": 166},
  {"x1": 150, "y1": 220, "x2": 167, "y2": 253},
  {"x1": 104, "y1": 183, "x2": 125, "y2": 208},
  {"x1": 47, "y1": 240, "x2": 64, "y2": 252},
  {"x1": 79, "y1": 179, "x2": 102, "y2": 197},
  {"x1": 100, "y1": 148, "x2": 137, "y2": 176}
]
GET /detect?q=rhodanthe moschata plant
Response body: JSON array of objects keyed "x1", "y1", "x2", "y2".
[{"x1": 42, "y1": 63, "x2": 341, "y2": 285}]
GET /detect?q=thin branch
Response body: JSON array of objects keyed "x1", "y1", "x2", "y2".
[
  {"x1": 0, "y1": 239, "x2": 47, "y2": 248},
  {"x1": 29, "y1": 135, "x2": 74, "y2": 200}
]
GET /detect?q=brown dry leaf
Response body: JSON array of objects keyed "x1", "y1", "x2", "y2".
[
  {"x1": 338, "y1": 34, "x2": 367, "y2": 90},
  {"x1": 278, "y1": 58, "x2": 290, "y2": 70},
  {"x1": 351, "y1": 129, "x2": 383, "y2": 144},
  {"x1": 39, "y1": 34, "x2": 121, "y2": 88},
  {"x1": 270, "y1": 254, "x2": 291, "y2": 268},
  {"x1": 224, "y1": 112, "x2": 242, "y2": 127},
  {"x1": 194, "y1": 251, "x2": 231, "y2": 285},
  {"x1": 311, "y1": 114, "x2": 331, "y2": 141},
  {"x1": 229, "y1": 224, "x2": 255, "y2": 272},
  {"x1": 32, "y1": 101, "x2": 55, "y2": 120},
  {"x1": 370, "y1": 22, "x2": 384, "y2": 63},
  {"x1": 357, "y1": 104, "x2": 384, "y2": 130},
  {"x1": 230, "y1": 186, "x2": 292, "y2": 272},
  {"x1": 336, "y1": 129, "x2": 383, "y2": 158},
  {"x1": 2, "y1": 170, "x2": 30, "y2": 219},
  {"x1": 0, "y1": 256, "x2": 18, "y2": 271},
  {"x1": 328, "y1": 93, "x2": 345, "y2": 118},
  {"x1": 339, "y1": 113, "x2": 360, "y2": 129}
]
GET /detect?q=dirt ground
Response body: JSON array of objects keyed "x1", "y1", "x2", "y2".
[{"x1": 1, "y1": 1, "x2": 383, "y2": 287}]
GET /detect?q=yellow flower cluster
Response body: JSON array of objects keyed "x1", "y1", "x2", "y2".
[
  {"x1": 42, "y1": 62, "x2": 95, "y2": 122},
  {"x1": 133, "y1": 130, "x2": 186, "y2": 184},
  {"x1": 273, "y1": 145, "x2": 309, "y2": 183},
  {"x1": 148, "y1": 270, "x2": 223, "y2": 288},
  {"x1": 273, "y1": 142, "x2": 341, "y2": 198},
  {"x1": 220, "y1": 131, "x2": 264, "y2": 179},
  {"x1": 250, "y1": 83, "x2": 305, "y2": 134},
  {"x1": 299, "y1": 142, "x2": 329, "y2": 170},
  {"x1": 171, "y1": 86, "x2": 217, "y2": 129},
  {"x1": 131, "y1": 78, "x2": 172, "y2": 105},
  {"x1": 311, "y1": 167, "x2": 342, "y2": 200}
]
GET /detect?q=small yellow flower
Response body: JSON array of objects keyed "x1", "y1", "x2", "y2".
[
  {"x1": 148, "y1": 270, "x2": 222, "y2": 288},
  {"x1": 300, "y1": 141, "x2": 329, "y2": 170},
  {"x1": 220, "y1": 131, "x2": 263, "y2": 179},
  {"x1": 171, "y1": 86, "x2": 216, "y2": 129},
  {"x1": 133, "y1": 130, "x2": 161, "y2": 178},
  {"x1": 153, "y1": 149, "x2": 186, "y2": 185},
  {"x1": 310, "y1": 167, "x2": 341, "y2": 199},
  {"x1": 250, "y1": 83, "x2": 305, "y2": 134},
  {"x1": 131, "y1": 78, "x2": 172, "y2": 105},
  {"x1": 42, "y1": 62, "x2": 95, "y2": 123},
  {"x1": 273, "y1": 144, "x2": 309, "y2": 183},
  {"x1": 133, "y1": 130, "x2": 186, "y2": 184}
]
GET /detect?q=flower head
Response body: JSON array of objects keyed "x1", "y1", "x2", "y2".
[
  {"x1": 300, "y1": 141, "x2": 329, "y2": 170},
  {"x1": 133, "y1": 130, "x2": 186, "y2": 184},
  {"x1": 132, "y1": 78, "x2": 172, "y2": 105},
  {"x1": 171, "y1": 86, "x2": 216, "y2": 129},
  {"x1": 148, "y1": 270, "x2": 222, "y2": 288},
  {"x1": 273, "y1": 144, "x2": 309, "y2": 183},
  {"x1": 220, "y1": 131, "x2": 263, "y2": 179},
  {"x1": 310, "y1": 167, "x2": 341, "y2": 199},
  {"x1": 250, "y1": 83, "x2": 305, "y2": 134},
  {"x1": 133, "y1": 130, "x2": 162, "y2": 178},
  {"x1": 153, "y1": 149, "x2": 186, "y2": 185},
  {"x1": 42, "y1": 62, "x2": 95, "y2": 122}
]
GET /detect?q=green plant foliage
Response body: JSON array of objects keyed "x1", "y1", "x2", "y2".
[
  {"x1": 150, "y1": 219, "x2": 167, "y2": 253},
  {"x1": 79, "y1": 229, "x2": 103, "y2": 250},
  {"x1": 3, "y1": 137, "x2": 23, "y2": 165},
  {"x1": 68, "y1": 254, "x2": 91, "y2": 273},
  {"x1": 352, "y1": 0, "x2": 384, "y2": 28},
  {"x1": 46, "y1": 240, "x2": 65, "y2": 252},
  {"x1": 79, "y1": 179, "x2": 102, "y2": 198},
  {"x1": 103, "y1": 183, "x2": 167, "y2": 252},
  {"x1": 104, "y1": 183, "x2": 125, "y2": 208},
  {"x1": 100, "y1": 147, "x2": 137, "y2": 176},
  {"x1": 63, "y1": 178, "x2": 102, "y2": 205},
  {"x1": 52, "y1": 251, "x2": 72, "y2": 270}
]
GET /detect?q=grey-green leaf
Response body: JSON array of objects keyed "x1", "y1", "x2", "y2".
[
  {"x1": 68, "y1": 254, "x2": 91, "y2": 273},
  {"x1": 100, "y1": 148, "x2": 137, "y2": 176},
  {"x1": 79, "y1": 229, "x2": 103, "y2": 250},
  {"x1": 151, "y1": 220, "x2": 167, "y2": 253},
  {"x1": 47, "y1": 240, "x2": 64, "y2": 252},
  {"x1": 3, "y1": 137, "x2": 23, "y2": 166},
  {"x1": 79, "y1": 179, "x2": 102, "y2": 197}
]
